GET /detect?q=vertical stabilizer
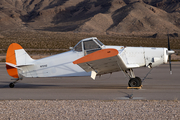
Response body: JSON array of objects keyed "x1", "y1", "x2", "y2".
[{"x1": 6, "y1": 43, "x2": 34, "y2": 78}]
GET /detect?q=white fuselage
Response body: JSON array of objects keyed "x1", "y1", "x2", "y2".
[{"x1": 18, "y1": 45, "x2": 168, "y2": 78}]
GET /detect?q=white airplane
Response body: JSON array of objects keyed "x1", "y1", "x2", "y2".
[{"x1": 6, "y1": 37, "x2": 174, "y2": 88}]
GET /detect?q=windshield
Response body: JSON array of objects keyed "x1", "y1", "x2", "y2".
[
  {"x1": 74, "y1": 41, "x2": 82, "y2": 52},
  {"x1": 83, "y1": 40, "x2": 101, "y2": 50},
  {"x1": 94, "y1": 39, "x2": 104, "y2": 46},
  {"x1": 73, "y1": 38, "x2": 104, "y2": 55}
]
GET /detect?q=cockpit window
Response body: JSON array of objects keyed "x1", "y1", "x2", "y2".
[
  {"x1": 74, "y1": 42, "x2": 82, "y2": 52},
  {"x1": 83, "y1": 39, "x2": 102, "y2": 55},
  {"x1": 83, "y1": 40, "x2": 100, "y2": 50},
  {"x1": 73, "y1": 38, "x2": 103, "y2": 55},
  {"x1": 94, "y1": 39, "x2": 104, "y2": 46}
]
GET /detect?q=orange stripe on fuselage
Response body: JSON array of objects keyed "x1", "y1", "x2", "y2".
[
  {"x1": 73, "y1": 48, "x2": 119, "y2": 64},
  {"x1": 6, "y1": 43, "x2": 23, "y2": 78}
]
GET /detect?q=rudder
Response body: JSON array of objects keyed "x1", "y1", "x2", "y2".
[{"x1": 6, "y1": 43, "x2": 34, "y2": 78}]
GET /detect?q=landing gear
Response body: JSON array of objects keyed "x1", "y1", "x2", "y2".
[
  {"x1": 128, "y1": 77, "x2": 141, "y2": 87},
  {"x1": 124, "y1": 69, "x2": 142, "y2": 87},
  {"x1": 9, "y1": 78, "x2": 22, "y2": 88},
  {"x1": 9, "y1": 83, "x2": 15, "y2": 88},
  {"x1": 135, "y1": 77, "x2": 142, "y2": 86}
]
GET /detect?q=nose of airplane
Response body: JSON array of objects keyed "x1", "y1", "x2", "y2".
[
  {"x1": 164, "y1": 49, "x2": 175, "y2": 64},
  {"x1": 168, "y1": 50, "x2": 175, "y2": 55}
]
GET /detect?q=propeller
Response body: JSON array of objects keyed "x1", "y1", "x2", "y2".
[{"x1": 167, "y1": 34, "x2": 174, "y2": 74}]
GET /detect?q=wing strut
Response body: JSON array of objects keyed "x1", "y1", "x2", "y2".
[
  {"x1": 91, "y1": 70, "x2": 97, "y2": 80},
  {"x1": 84, "y1": 62, "x2": 98, "y2": 80}
]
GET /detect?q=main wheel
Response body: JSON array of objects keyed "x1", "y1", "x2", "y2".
[
  {"x1": 135, "y1": 77, "x2": 142, "y2": 86},
  {"x1": 128, "y1": 78, "x2": 141, "y2": 87},
  {"x1": 9, "y1": 83, "x2": 15, "y2": 88}
]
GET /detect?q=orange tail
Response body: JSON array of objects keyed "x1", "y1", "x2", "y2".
[{"x1": 6, "y1": 43, "x2": 23, "y2": 78}]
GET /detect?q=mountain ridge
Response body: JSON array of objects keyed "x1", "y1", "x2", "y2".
[{"x1": 1, "y1": 0, "x2": 180, "y2": 36}]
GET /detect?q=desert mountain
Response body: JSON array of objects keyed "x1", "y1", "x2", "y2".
[{"x1": 1, "y1": 0, "x2": 180, "y2": 36}]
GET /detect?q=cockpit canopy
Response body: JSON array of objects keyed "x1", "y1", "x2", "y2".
[{"x1": 73, "y1": 37, "x2": 104, "y2": 55}]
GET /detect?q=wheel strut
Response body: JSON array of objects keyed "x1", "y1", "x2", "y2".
[{"x1": 9, "y1": 78, "x2": 22, "y2": 88}]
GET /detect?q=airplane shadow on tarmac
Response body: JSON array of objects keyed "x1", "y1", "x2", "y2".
[{"x1": 0, "y1": 82, "x2": 128, "y2": 89}]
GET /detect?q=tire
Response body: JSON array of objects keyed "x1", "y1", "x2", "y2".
[
  {"x1": 128, "y1": 78, "x2": 141, "y2": 87},
  {"x1": 9, "y1": 83, "x2": 15, "y2": 88},
  {"x1": 135, "y1": 77, "x2": 142, "y2": 86}
]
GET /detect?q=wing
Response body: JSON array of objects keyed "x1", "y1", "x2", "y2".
[{"x1": 73, "y1": 49, "x2": 123, "y2": 79}]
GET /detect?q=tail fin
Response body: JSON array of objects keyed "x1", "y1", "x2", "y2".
[{"x1": 6, "y1": 43, "x2": 34, "y2": 78}]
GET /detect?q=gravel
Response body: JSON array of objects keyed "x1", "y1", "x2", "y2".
[{"x1": 0, "y1": 100, "x2": 180, "y2": 120}]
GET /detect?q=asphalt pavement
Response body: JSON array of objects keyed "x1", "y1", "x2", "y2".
[{"x1": 0, "y1": 62, "x2": 180, "y2": 100}]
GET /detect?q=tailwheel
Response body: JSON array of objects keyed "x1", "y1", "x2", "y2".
[
  {"x1": 9, "y1": 78, "x2": 22, "y2": 88},
  {"x1": 128, "y1": 77, "x2": 142, "y2": 87},
  {"x1": 9, "y1": 83, "x2": 15, "y2": 88}
]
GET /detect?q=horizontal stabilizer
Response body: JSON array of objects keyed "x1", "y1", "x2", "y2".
[
  {"x1": 6, "y1": 62, "x2": 19, "y2": 69},
  {"x1": 16, "y1": 64, "x2": 34, "y2": 67},
  {"x1": 6, "y1": 61, "x2": 34, "y2": 68}
]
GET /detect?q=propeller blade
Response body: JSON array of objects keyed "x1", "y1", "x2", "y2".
[
  {"x1": 167, "y1": 33, "x2": 170, "y2": 50},
  {"x1": 167, "y1": 33, "x2": 173, "y2": 74},
  {"x1": 169, "y1": 55, "x2": 172, "y2": 74}
]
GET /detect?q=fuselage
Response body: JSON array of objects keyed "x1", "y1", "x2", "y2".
[
  {"x1": 5, "y1": 37, "x2": 174, "y2": 89},
  {"x1": 18, "y1": 45, "x2": 168, "y2": 78}
]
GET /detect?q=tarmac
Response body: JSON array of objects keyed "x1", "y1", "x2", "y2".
[{"x1": 0, "y1": 62, "x2": 180, "y2": 100}]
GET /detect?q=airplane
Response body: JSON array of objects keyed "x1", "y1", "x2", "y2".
[{"x1": 6, "y1": 36, "x2": 174, "y2": 88}]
